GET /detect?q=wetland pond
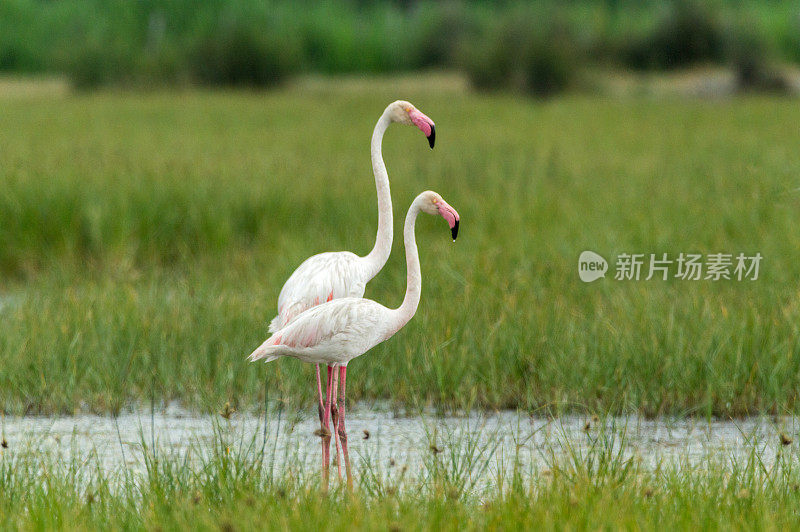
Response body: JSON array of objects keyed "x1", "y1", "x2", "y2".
[{"x1": 1, "y1": 404, "x2": 797, "y2": 487}]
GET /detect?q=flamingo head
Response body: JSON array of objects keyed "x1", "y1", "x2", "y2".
[
  {"x1": 387, "y1": 100, "x2": 436, "y2": 148},
  {"x1": 419, "y1": 191, "x2": 460, "y2": 241}
]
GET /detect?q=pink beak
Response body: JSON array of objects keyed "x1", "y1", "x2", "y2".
[
  {"x1": 408, "y1": 109, "x2": 436, "y2": 148},
  {"x1": 437, "y1": 200, "x2": 460, "y2": 241}
]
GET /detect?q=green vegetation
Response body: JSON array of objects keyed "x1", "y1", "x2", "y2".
[
  {"x1": 1, "y1": 0, "x2": 799, "y2": 91},
  {"x1": 0, "y1": 419, "x2": 799, "y2": 529},
  {"x1": 1, "y1": 79, "x2": 799, "y2": 416}
]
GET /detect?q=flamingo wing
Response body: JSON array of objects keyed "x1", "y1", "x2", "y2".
[
  {"x1": 269, "y1": 251, "x2": 366, "y2": 332},
  {"x1": 250, "y1": 298, "x2": 388, "y2": 363}
]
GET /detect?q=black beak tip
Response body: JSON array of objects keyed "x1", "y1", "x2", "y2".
[
  {"x1": 427, "y1": 125, "x2": 435, "y2": 149},
  {"x1": 451, "y1": 219, "x2": 459, "y2": 241}
]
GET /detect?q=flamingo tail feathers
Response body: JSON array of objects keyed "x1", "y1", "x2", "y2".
[{"x1": 248, "y1": 339, "x2": 283, "y2": 363}]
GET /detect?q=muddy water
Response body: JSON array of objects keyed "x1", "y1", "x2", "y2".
[{"x1": 1, "y1": 405, "x2": 796, "y2": 482}]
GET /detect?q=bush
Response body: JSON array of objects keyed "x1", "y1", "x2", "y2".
[
  {"x1": 618, "y1": 0, "x2": 726, "y2": 70},
  {"x1": 409, "y1": 2, "x2": 479, "y2": 69},
  {"x1": 464, "y1": 13, "x2": 580, "y2": 97},
  {"x1": 67, "y1": 42, "x2": 138, "y2": 89},
  {"x1": 727, "y1": 25, "x2": 791, "y2": 93},
  {"x1": 189, "y1": 23, "x2": 298, "y2": 87}
]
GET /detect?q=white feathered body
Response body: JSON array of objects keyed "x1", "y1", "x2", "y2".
[
  {"x1": 251, "y1": 191, "x2": 459, "y2": 371},
  {"x1": 269, "y1": 252, "x2": 370, "y2": 333},
  {"x1": 253, "y1": 298, "x2": 397, "y2": 366}
]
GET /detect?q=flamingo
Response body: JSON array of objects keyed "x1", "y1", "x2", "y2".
[
  {"x1": 266, "y1": 100, "x2": 435, "y2": 484},
  {"x1": 250, "y1": 191, "x2": 460, "y2": 489}
]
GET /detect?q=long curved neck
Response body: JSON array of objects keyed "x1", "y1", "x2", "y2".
[
  {"x1": 392, "y1": 201, "x2": 422, "y2": 330},
  {"x1": 362, "y1": 111, "x2": 393, "y2": 278}
]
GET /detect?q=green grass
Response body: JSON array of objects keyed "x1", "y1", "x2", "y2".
[
  {"x1": 1, "y1": 80, "x2": 800, "y2": 416},
  {"x1": 1, "y1": 419, "x2": 799, "y2": 530}
]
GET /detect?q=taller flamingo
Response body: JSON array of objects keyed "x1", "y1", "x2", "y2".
[
  {"x1": 250, "y1": 191, "x2": 460, "y2": 489},
  {"x1": 266, "y1": 101, "x2": 435, "y2": 485}
]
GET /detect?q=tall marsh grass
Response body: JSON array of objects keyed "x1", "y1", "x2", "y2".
[{"x1": 1, "y1": 85, "x2": 800, "y2": 415}]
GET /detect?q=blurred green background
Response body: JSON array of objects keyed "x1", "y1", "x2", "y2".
[{"x1": 2, "y1": 0, "x2": 800, "y2": 93}]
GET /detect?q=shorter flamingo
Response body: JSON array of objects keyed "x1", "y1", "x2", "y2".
[{"x1": 248, "y1": 191, "x2": 460, "y2": 489}]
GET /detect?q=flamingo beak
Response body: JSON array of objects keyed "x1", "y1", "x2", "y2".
[
  {"x1": 437, "y1": 201, "x2": 460, "y2": 242},
  {"x1": 408, "y1": 109, "x2": 435, "y2": 149}
]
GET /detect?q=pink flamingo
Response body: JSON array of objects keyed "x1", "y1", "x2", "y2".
[
  {"x1": 250, "y1": 191, "x2": 459, "y2": 489},
  {"x1": 265, "y1": 101, "x2": 435, "y2": 484}
]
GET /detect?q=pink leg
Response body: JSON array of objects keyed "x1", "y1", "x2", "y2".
[
  {"x1": 315, "y1": 365, "x2": 325, "y2": 484},
  {"x1": 316, "y1": 364, "x2": 324, "y2": 411},
  {"x1": 320, "y1": 365, "x2": 334, "y2": 490},
  {"x1": 330, "y1": 369, "x2": 343, "y2": 481},
  {"x1": 337, "y1": 366, "x2": 353, "y2": 490}
]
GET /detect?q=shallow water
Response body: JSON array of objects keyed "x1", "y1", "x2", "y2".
[{"x1": 1, "y1": 404, "x2": 796, "y2": 483}]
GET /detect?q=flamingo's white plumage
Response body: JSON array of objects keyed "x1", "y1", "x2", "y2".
[
  {"x1": 250, "y1": 191, "x2": 460, "y2": 488},
  {"x1": 268, "y1": 100, "x2": 435, "y2": 333},
  {"x1": 253, "y1": 191, "x2": 459, "y2": 366}
]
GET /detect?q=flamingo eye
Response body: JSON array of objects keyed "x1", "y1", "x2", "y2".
[{"x1": 432, "y1": 198, "x2": 438, "y2": 204}]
